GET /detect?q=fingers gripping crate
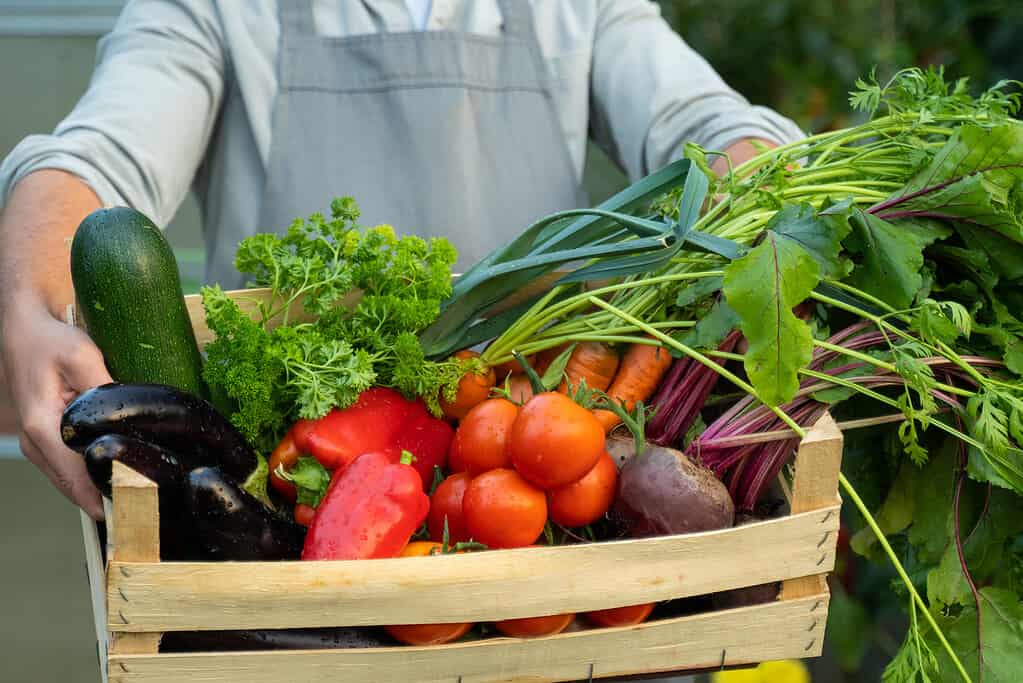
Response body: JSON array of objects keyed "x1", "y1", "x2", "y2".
[{"x1": 79, "y1": 290, "x2": 844, "y2": 683}]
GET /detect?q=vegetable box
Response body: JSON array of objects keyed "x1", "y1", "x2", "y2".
[{"x1": 78, "y1": 287, "x2": 843, "y2": 683}]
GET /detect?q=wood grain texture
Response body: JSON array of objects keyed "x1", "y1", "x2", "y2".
[
  {"x1": 106, "y1": 593, "x2": 828, "y2": 683},
  {"x1": 781, "y1": 413, "x2": 843, "y2": 602},
  {"x1": 108, "y1": 505, "x2": 838, "y2": 633},
  {"x1": 81, "y1": 509, "x2": 111, "y2": 683},
  {"x1": 109, "y1": 462, "x2": 161, "y2": 656}
]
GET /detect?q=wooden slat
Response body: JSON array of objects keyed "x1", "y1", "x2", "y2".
[
  {"x1": 108, "y1": 463, "x2": 161, "y2": 657},
  {"x1": 108, "y1": 506, "x2": 838, "y2": 633},
  {"x1": 106, "y1": 593, "x2": 828, "y2": 683},
  {"x1": 81, "y1": 509, "x2": 110, "y2": 683},
  {"x1": 781, "y1": 413, "x2": 843, "y2": 602}
]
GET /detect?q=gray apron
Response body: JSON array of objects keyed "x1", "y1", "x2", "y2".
[{"x1": 208, "y1": 0, "x2": 585, "y2": 288}]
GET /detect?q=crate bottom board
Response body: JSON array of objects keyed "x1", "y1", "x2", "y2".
[{"x1": 107, "y1": 591, "x2": 828, "y2": 683}]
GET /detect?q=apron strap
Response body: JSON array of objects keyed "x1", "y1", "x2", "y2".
[
  {"x1": 495, "y1": 0, "x2": 534, "y2": 42},
  {"x1": 280, "y1": 0, "x2": 316, "y2": 39}
]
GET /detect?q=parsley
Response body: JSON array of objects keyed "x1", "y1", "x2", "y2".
[{"x1": 201, "y1": 197, "x2": 460, "y2": 452}]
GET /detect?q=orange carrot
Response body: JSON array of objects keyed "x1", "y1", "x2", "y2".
[
  {"x1": 506, "y1": 374, "x2": 535, "y2": 405},
  {"x1": 557, "y1": 342, "x2": 620, "y2": 393},
  {"x1": 440, "y1": 350, "x2": 496, "y2": 421},
  {"x1": 592, "y1": 343, "x2": 673, "y2": 432},
  {"x1": 533, "y1": 343, "x2": 568, "y2": 377}
]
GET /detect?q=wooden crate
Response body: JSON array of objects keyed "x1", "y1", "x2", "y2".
[{"x1": 79, "y1": 288, "x2": 843, "y2": 683}]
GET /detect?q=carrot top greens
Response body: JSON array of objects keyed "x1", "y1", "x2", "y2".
[{"x1": 422, "y1": 67, "x2": 1023, "y2": 683}]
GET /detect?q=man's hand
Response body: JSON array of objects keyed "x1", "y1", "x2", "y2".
[
  {"x1": 711, "y1": 138, "x2": 776, "y2": 177},
  {"x1": 2, "y1": 300, "x2": 111, "y2": 518},
  {"x1": 0, "y1": 169, "x2": 108, "y2": 518}
]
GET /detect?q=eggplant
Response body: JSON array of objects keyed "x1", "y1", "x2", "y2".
[
  {"x1": 61, "y1": 383, "x2": 258, "y2": 484},
  {"x1": 84, "y1": 434, "x2": 184, "y2": 498},
  {"x1": 184, "y1": 467, "x2": 305, "y2": 561},
  {"x1": 84, "y1": 434, "x2": 199, "y2": 560},
  {"x1": 161, "y1": 627, "x2": 389, "y2": 652}
]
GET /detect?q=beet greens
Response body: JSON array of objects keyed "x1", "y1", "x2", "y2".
[{"x1": 436, "y1": 67, "x2": 1023, "y2": 683}]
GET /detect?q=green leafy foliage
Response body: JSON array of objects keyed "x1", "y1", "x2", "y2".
[
  {"x1": 202, "y1": 198, "x2": 460, "y2": 451},
  {"x1": 844, "y1": 211, "x2": 951, "y2": 309},
  {"x1": 723, "y1": 231, "x2": 818, "y2": 405},
  {"x1": 926, "y1": 588, "x2": 1023, "y2": 682}
]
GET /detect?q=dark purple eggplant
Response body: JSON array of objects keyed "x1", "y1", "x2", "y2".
[
  {"x1": 84, "y1": 434, "x2": 199, "y2": 560},
  {"x1": 184, "y1": 467, "x2": 304, "y2": 561},
  {"x1": 61, "y1": 383, "x2": 257, "y2": 484},
  {"x1": 84, "y1": 434, "x2": 184, "y2": 498},
  {"x1": 161, "y1": 627, "x2": 389, "y2": 652}
]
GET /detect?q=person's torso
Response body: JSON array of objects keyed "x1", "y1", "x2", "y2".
[{"x1": 198, "y1": 0, "x2": 596, "y2": 286}]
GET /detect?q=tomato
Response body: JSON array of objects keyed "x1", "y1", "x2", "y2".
[
  {"x1": 494, "y1": 612, "x2": 575, "y2": 638},
  {"x1": 440, "y1": 350, "x2": 496, "y2": 420},
  {"x1": 269, "y1": 431, "x2": 302, "y2": 502},
  {"x1": 447, "y1": 442, "x2": 468, "y2": 473},
  {"x1": 585, "y1": 603, "x2": 655, "y2": 628},
  {"x1": 508, "y1": 392, "x2": 605, "y2": 489},
  {"x1": 385, "y1": 541, "x2": 474, "y2": 645},
  {"x1": 294, "y1": 502, "x2": 316, "y2": 527},
  {"x1": 462, "y1": 469, "x2": 547, "y2": 548},
  {"x1": 427, "y1": 472, "x2": 472, "y2": 543},
  {"x1": 547, "y1": 452, "x2": 617, "y2": 528},
  {"x1": 449, "y1": 398, "x2": 519, "y2": 476}
]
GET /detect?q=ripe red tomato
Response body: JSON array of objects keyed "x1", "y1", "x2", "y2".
[
  {"x1": 547, "y1": 451, "x2": 617, "y2": 528},
  {"x1": 462, "y1": 469, "x2": 547, "y2": 548},
  {"x1": 585, "y1": 603, "x2": 655, "y2": 628},
  {"x1": 293, "y1": 503, "x2": 316, "y2": 527},
  {"x1": 385, "y1": 542, "x2": 474, "y2": 645},
  {"x1": 449, "y1": 398, "x2": 519, "y2": 476},
  {"x1": 427, "y1": 472, "x2": 472, "y2": 543},
  {"x1": 494, "y1": 612, "x2": 575, "y2": 638},
  {"x1": 508, "y1": 392, "x2": 605, "y2": 489}
]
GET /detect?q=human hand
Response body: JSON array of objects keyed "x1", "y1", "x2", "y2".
[{"x1": 2, "y1": 298, "x2": 112, "y2": 518}]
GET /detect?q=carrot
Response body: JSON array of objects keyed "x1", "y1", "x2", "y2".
[
  {"x1": 557, "y1": 342, "x2": 619, "y2": 393},
  {"x1": 592, "y1": 343, "x2": 673, "y2": 432},
  {"x1": 533, "y1": 343, "x2": 568, "y2": 377},
  {"x1": 506, "y1": 374, "x2": 535, "y2": 405},
  {"x1": 492, "y1": 357, "x2": 523, "y2": 380},
  {"x1": 440, "y1": 350, "x2": 496, "y2": 420}
]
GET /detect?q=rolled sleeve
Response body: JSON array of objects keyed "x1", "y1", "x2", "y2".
[
  {"x1": 0, "y1": 0, "x2": 226, "y2": 227},
  {"x1": 590, "y1": 0, "x2": 804, "y2": 179}
]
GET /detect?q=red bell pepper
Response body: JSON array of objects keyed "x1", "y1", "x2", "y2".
[
  {"x1": 302, "y1": 451, "x2": 429, "y2": 561},
  {"x1": 285, "y1": 387, "x2": 453, "y2": 490},
  {"x1": 382, "y1": 407, "x2": 453, "y2": 489},
  {"x1": 292, "y1": 388, "x2": 416, "y2": 470}
]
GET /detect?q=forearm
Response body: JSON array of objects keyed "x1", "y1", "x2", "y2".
[{"x1": 0, "y1": 170, "x2": 101, "y2": 321}]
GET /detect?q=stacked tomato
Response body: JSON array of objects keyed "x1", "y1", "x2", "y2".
[{"x1": 398, "y1": 358, "x2": 652, "y2": 643}]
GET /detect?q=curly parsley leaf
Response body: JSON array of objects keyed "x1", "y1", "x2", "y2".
[{"x1": 202, "y1": 197, "x2": 459, "y2": 449}]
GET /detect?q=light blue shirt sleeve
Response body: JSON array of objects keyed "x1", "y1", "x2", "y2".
[
  {"x1": 590, "y1": 0, "x2": 805, "y2": 179},
  {"x1": 0, "y1": 0, "x2": 226, "y2": 227}
]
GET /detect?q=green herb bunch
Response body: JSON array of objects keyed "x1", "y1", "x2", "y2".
[{"x1": 201, "y1": 197, "x2": 463, "y2": 453}]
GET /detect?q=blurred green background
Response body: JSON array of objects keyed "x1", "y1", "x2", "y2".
[{"x1": 0, "y1": 1, "x2": 1019, "y2": 681}]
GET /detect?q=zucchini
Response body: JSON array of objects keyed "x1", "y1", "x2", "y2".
[{"x1": 70, "y1": 207, "x2": 208, "y2": 399}]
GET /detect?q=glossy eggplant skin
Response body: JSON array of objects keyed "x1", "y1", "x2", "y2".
[
  {"x1": 161, "y1": 627, "x2": 389, "y2": 652},
  {"x1": 61, "y1": 383, "x2": 257, "y2": 483},
  {"x1": 184, "y1": 467, "x2": 305, "y2": 561},
  {"x1": 84, "y1": 434, "x2": 199, "y2": 560},
  {"x1": 84, "y1": 434, "x2": 184, "y2": 498}
]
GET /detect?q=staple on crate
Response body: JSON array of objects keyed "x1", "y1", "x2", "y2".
[{"x1": 804, "y1": 638, "x2": 816, "y2": 652}]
